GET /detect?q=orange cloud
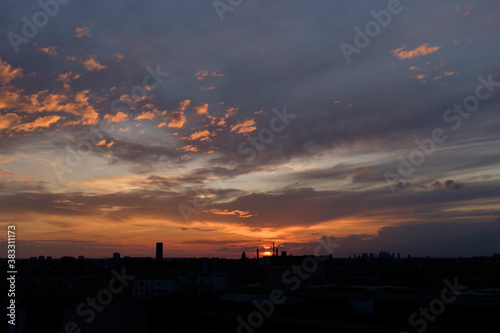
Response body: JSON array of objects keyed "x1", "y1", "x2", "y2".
[
  {"x1": 0, "y1": 113, "x2": 21, "y2": 130},
  {"x1": 57, "y1": 72, "x2": 81, "y2": 89},
  {"x1": 0, "y1": 169, "x2": 15, "y2": 176},
  {"x1": 115, "y1": 54, "x2": 125, "y2": 62},
  {"x1": 192, "y1": 102, "x2": 208, "y2": 115},
  {"x1": 230, "y1": 119, "x2": 257, "y2": 134},
  {"x1": 134, "y1": 111, "x2": 156, "y2": 120},
  {"x1": 216, "y1": 117, "x2": 227, "y2": 127},
  {"x1": 187, "y1": 129, "x2": 213, "y2": 141},
  {"x1": 214, "y1": 107, "x2": 238, "y2": 127},
  {"x1": 75, "y1": 26, "x2": 92, "y2": 38},
  {"x1": 0, "y1": 86, "x2": 22, "y2": 110},
  {"x1": 12, "y1": 115, "x2": 62, "y2": 132},
  {"x1": 0, "y1": 58, "x2": 23, "y2": 85},
  {"x1": 205, "y1": 209, "x2": 254, "y2": 218},
  {"x1": 0, "y1": 85, "x2": 99, "y2": 126},
  {"x1": 57, "y1": 72, "x2": 81, "y2": 84},
  {"x1": 225, "y1": 107, "x2": 237, "y2": 118},
  {"x1": 64, "y1": 90, "x2": 99, "y2": 125},
  {"x1": 391, "y1": 44, "x2": 441, "y2": 59},
  {"x1": 97, "y1": 140, "x2": 114, "y2": 148},
  {"x1": 443, "y1": 71, "x2": 459, "y2": 76},
  {"x1": 104, "y1": 111, "x2": 129, "y2": 123},
  {"x1": 26, "y1": 90, "x2": 67, "y2": 113},
  {"x1": 0, "y1": 64, "x2": 100, "y2": 126},
  {"x1": 179, "y1": 99, "x2": 191, "y2": 111},
  {"x1": 118, "y1": 93, "x2": 150, "y2": 105},
  {"x1": 82, "y1": 55, "x2": 107, "y2": 72},
  {"x1": 180, "y1": 145, "x2": 200, "y2": 152},
  {"x1": 196, "y1": 70, "x2": 209, "y2": 80},
  {"x1": 38, "y1": 45, "x2": 58, "y2": 56},
  {"x1": 167, "y1": 111, "x2": 186, "y2": 128}
]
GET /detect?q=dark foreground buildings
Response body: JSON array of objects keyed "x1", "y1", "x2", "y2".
[{"x1": 2, "y1": 253, "x2": 500, "y2": 332}]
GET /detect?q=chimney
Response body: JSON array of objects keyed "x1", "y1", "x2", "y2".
[{"x1": 256, "y1": 249, "x2": 259, "y2": 259}]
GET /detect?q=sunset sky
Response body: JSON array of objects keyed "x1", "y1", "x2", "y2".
[{"x1": 1, "y1": 1, "x2": 500, "y2": 259}]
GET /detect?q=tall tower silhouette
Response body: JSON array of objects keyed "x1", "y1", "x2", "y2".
[{"x1": 156, "y1": 242, "x2": 163, "y2": 261}]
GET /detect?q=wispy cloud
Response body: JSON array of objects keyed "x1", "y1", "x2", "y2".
[
  {"x1": 230, "y1": 119, "x2": 257, "y2": 134},
  {"x1": 205, "y1": 209, "x2": 255, "y2": 218},
  {"x1": 0, "y1": 169, "x2": 15, "y2": 176},
  {"x1": 12, "y1": 115, "x2": 63, "y2": 132},
  {"x1": 391, "y1": 44, "x2": 441, "y2": 59},
  {"x1": 196, "y1": 70, "x2": 224, "y2": 81}
]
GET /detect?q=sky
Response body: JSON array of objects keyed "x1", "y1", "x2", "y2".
[{"x1": 1, "y1": 0, "x2": 500, "y2": 259}]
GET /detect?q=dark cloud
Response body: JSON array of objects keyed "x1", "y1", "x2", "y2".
[
  {"x1": 181, "y1": 240, "x2": 250, "y2": 245},
  {"x1": 321, "y1": 220, "x2": 500, "y2": 258},
  {"x1": 215, "y1": 248, "x2": 231, "y2": 252},
  {"x1": 181, "y1": 227, "x2": 215, "y2": 232}
]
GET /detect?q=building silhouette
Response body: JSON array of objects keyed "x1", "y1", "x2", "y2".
[{"x1": 156, "y1": 242, "x2": 163, "y2": 261}]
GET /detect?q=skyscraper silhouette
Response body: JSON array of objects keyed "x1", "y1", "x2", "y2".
[{"x1": 156, "y1": 242, "x2": 163, "y2": 261}]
